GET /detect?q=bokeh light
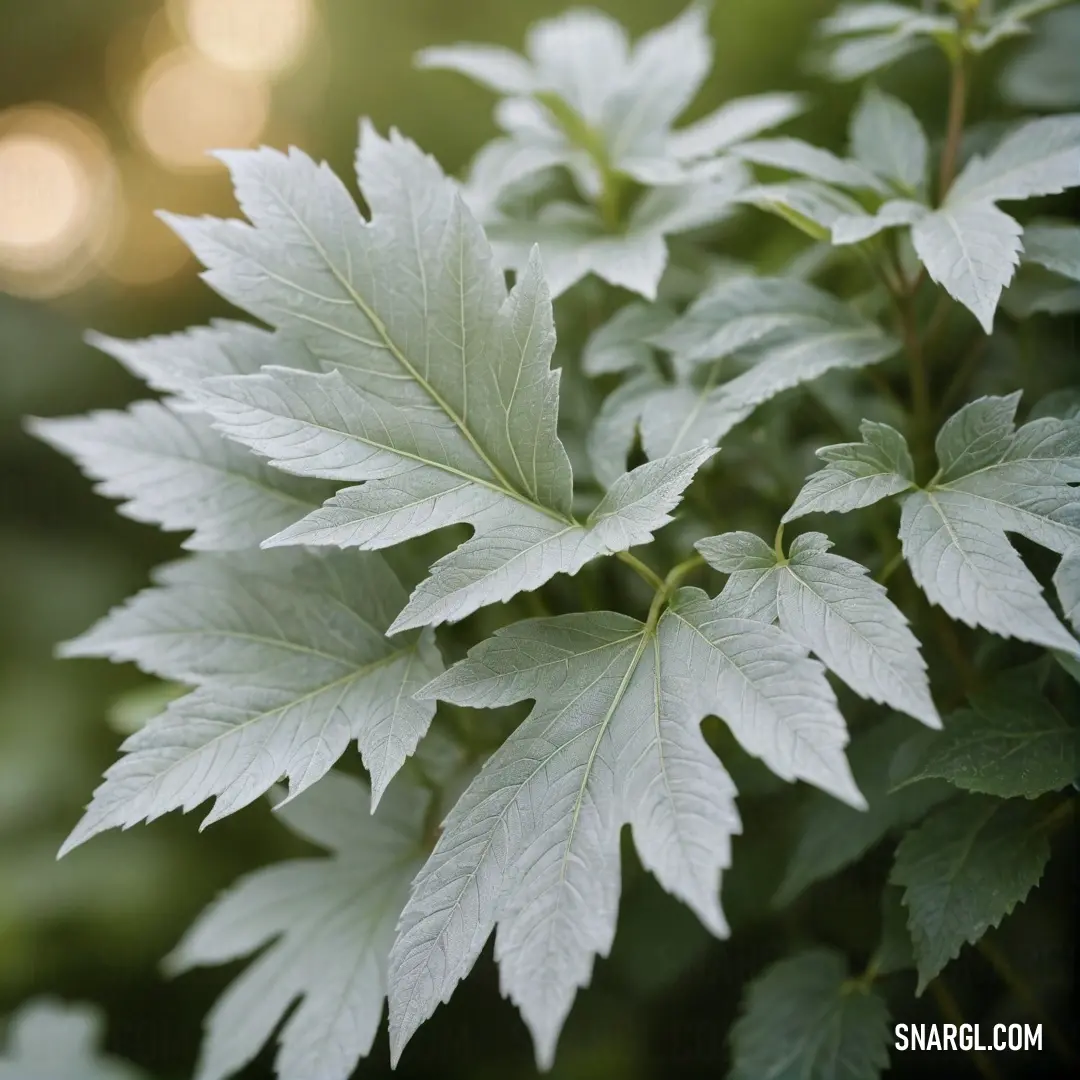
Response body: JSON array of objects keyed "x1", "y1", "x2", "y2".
[
  {"x1": 184, "y1": 0, "x2": 314, "y2": 74},
  {"x1": 133, "y1": 48, "x2": 270, "y2": 171},
  {"x1": 0, "y1": 105, "x2": 119, "y2": 298}
]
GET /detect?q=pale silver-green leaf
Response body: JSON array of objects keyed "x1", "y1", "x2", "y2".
[
  {"x1": 59, "y1": 550, "x2": 441, "y2": 851},
  {"x1": 389, "y1": 596, "x2": 862, "y2": 1068},
  {"x1": 167, "y1": 772, "x2": 425, "y2": 1080}
]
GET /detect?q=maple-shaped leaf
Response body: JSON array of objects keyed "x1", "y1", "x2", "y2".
[
  {"x1": 418, "y1": 5, "x2": 803, "y2": 297},
  {"x1": 697, "y1": 530, "x2": 940, "y2": 727},
  {"x1": 167, "y1": 771, "x2": 426, "y2": 1080},
  {"x1": 420, "y1": 5, "x2": 802, "y2": 192},
  {"x1": 784, "y1": 420, "x2": 916, "y2": 521},
  {"x1": 388, "y1": 596, "x2": 863, "y2": 1068},
  {"x1": 900, "y1": 394, "x2": 1080, "y2": 654},
  {"x1": 160, "y1": 125, "x2": 713, "y2": 630},
  {"x1": 789, "y1": 395, "x2": 1080, "y2": 656},
  {"x1": 586, "y1": 276, "x2": 898, "y2": 478},
  {"x1": 58, "y1": 549, "x2": 442, "y2": 852},
  {"x1": 0, "y1": 1000, "x2": 145, "y2": 1080}
]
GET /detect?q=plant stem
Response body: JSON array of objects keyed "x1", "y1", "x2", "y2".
[
  {"x1": 939, "y1": 51, "x2": 968, "y2": 200},
  {"x1": 977, "y1": 938, "x2": 1078, "y2": 1065},
  {"x1": 900, "y1": 291, "x2": 934, "y2": 478},
  {"x1": 616, "y1": 550, "x2": 666, "y2": 592},
  {"x1": 876, "y1": 549, "x2": 905, "y2": 585},
  {"x1": 929, "y1": 977, "x2": 1004, "y2": 1080}
]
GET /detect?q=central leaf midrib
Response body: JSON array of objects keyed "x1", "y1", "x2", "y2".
[{"x1": 257, "y1": 176, "x2": 575, "y2": 527}]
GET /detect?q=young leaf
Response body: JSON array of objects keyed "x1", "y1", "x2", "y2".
[
  {"x1": 29, "y1": 402, "x2": 330, "y2": 552},
  {"x1": 899, "y1": 394, "x2": 1080, "y2": 654},
  {"x1": 784, "y1": 421, "x2": 915, "y2": 521},
  {"x1": 389, "y1": 595, "x2": 863, "y2": 1068},
  {"x1": 58, "y1": 550, "x2": 442, "y2": 852},
  {"x1": 910, "y1": 203, "x2": 1023, "y2": 333},
  {"x1": 773, "y1": 718, "x2": 950, "y2": 907},
  {"x1": 421, "y1": 5, "x2": 798, "y2": 206},
  {"x1": 729, "y1": 949, "x2": 891, "y2": 1080},
  {"x1": 831, "y1": 198, "x2": 927, "y2": 246},
  {"x1": 901, "y1": 672, "x2": 1080, "y2": 798},
  {"x1": 485, "y1": 165, "x2": 748, "y2": 300},
  {"x1": 166, "y1": 772, "x2": 425, "y2": 1080},
  {"x1": 849, "y1": 86, "x2": 929, "y2": 193},
  {"x1": 0, "y1": 999, "x2": 145, "y2": 1080},
  {"x1": 702, "y1": 532, "x2": 939, "y2": 727},
  {"x1": 733, "y1": 137, "x2": 891, "y2": 194},
  {"x1": 912, "y1": 115, "x2": 1080, "y2": 331},
  {"x1": 815, "y1": 4, "x2": 958, "y2": 82},
  {"x1": 891, "y1": 795, "x2": 1052, "y2": 992},
  {"x1": 588, "y1": 276, "x2": 900, "y2": 475}
]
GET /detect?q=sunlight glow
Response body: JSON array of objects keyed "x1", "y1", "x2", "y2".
[
  {"x1": 134, "y1": 49, "x2": 270, "y2": 170},
  {"x1": 0, "y1": 106, "x2": 118, "y2": 297},
  {"x1": 185, "y1": 0, "x2": 314, "y2": 74}
]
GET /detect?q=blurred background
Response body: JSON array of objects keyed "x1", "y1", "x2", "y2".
[{"x1": 1, "y1": 2, "x2": 1076, "y2": 1078}]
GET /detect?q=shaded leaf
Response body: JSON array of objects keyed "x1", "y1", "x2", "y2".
[
  {"x1": 730, "y1": 949, "x2": 891, "y2": 1080},
  {"x1": 891, "y1": 795, "x2": 1051, "y2": 992}
]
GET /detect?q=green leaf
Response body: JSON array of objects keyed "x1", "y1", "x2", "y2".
[
  {"x1": 910, "y1": 203, "x2": 1023, "y2": 333},
  {"x1": 849, "y1": 86, "x2": 929, "y2": 193},
  {"x1": 589, "y1": 276, "x2": 899, "y2": 473},
  {"x1": 666, "y1": 92, "x2": 805, "y2": 161},
  {"x1": 587, "y1": 369, "x2": 664, "y2": 488},
  {"x1": 891, "y1": 795, "x2": 1052, "y2": 992},
  {"x1": 700, "y1": 532, "x2": 939, "y2": 727},
  {"x1": 486, "y1": 167, "x2": 748, "y2": 299},
  {"x1": 831, "y1": 198, "x2": 927, "y2": 246},
  {"x1": 737, "y1": 181, "x2": 865, "y2": 239},
  {"x1": 1022, "y1": 222, "x2": 1080, "y2": 281},
  {"x1": 729, "y1": 949, "x2": 891, "y2": 1080},
  {"x1": 166, "y1": 772, "x2": 426, "y2": 1080},
  {"x1": 815, "y1": 4, "x2": 958, "y2": 82},
  {"x1": 58, "y1": 550, "x2": 442, "y2": 852},
  {"x1": 900, "y1": 394, "x2": 1080, "y2": 654},
  {"x1": 0, "y1": 1000, "x2": 145, "y2": 1080},
  {"x1": 902, "y1": 673, "x2": 1080, "y2": 798},
  {"x1": 1003, "y1": 5, "x2": 1080, "y2": 110},
  {"x1": 389, "y1": 595, "x2": 863, "y2": 1068},
  {"x1": 773, "y1": 717, "x2": 950, "y2": 907},
  {"x1": 29, "y1": 401, "x2": 330, "y2": 552},
  {"x1": 784, "y1": 420, "x2": 915, "y2": 521},
  {"x1": 949, "y1": 114, "x2": 1080, "y2": 205},
  {"x1": 582, "y1": 301, "x2": 675, "y2": 376},
  {"x1": 1055, "y1": 547, "x2": 1080, "y2": 633},
  {"x1": 733, "y1": 137, "x2": 890, "y2": 194},
  {"x1": 168, "y1": 128, "x2": 713, "y2": 629},
  {"x1": 875, "y1": 884, "x2": 915, "y2": 976},
  {"x1": 85, "y1": 319, "x2": 316, "y2": 400}
]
